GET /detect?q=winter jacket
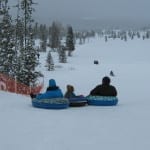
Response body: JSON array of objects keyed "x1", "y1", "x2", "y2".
[
  {"x1": 36, "y1": 79, "x2": 63, "y2": 99},
  {"x1": 90, "y1": 84, "x2": 117, "y2": 96}
]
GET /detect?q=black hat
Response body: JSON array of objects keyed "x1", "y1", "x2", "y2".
[{"x1": 102, "y1": 76, "x2": 110, "y2": 85}]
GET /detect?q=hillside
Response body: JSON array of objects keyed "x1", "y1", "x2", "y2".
[{"x1": 0, "y1": 36, "x2": 150, "y2": 150}]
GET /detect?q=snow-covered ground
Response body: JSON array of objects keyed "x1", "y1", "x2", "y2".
[{"x1": 0, "y1": 36, "x2": 150, "y2": 150}]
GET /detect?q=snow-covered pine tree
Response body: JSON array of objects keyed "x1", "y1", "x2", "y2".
[
  {"x1": 58, "y1": 45, "x2": 67, "y2": 63},
  {"x1": 0, "y1": 0, "x2": 16, "y2": 77},
  {"x1": 17, "y1": 0, "x2": 41, "y2": 86},
  {"x1": 33, "y1": 22, "x2": 39, "y2": 39},
  {"x1": 39, "y1": 24, "x2": 47, "y2": 52},
  {"x1": 49, "y1": 21, "x2": 61, "y2": 50},
  {"x1": 46, "y1": 50, "x2": 54, "y2": 71},
  {"x1": 66, "y1": 25, "x2": 75, "y2": 56},
  {"x1": 146, "y1": 31, "x2": 150, "y2": 39},
  {"x1": 13, "y1": 1, "x2": 24, "y2": 79}
]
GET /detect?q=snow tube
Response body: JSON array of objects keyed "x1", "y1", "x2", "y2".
[
  {"x1": 32, "y1": 98, "x2": 69, "y2": 109},
  {"x1": 69, "y1": 97, "x2": 87, "y2": 107},
  {"x1": 87, "y1": 96, "x2": 118, "y2": 106}
]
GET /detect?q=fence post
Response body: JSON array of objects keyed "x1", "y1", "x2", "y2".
[{"x1": 14, "y1": 76, "x2": 17, "y2": 93}]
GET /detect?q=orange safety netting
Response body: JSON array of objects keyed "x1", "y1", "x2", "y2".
[{"x1": 0, "y1": 73, "x2": 43, "y2": 95}]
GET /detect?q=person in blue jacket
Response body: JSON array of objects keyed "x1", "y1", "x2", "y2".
[{"x1": 30, "y1": 79, "x2": 63, "y2": 99}]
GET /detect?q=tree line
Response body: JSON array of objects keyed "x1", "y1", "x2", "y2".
[{"x1": 0, "y1": 0, "x2": 77, "y2": 87}]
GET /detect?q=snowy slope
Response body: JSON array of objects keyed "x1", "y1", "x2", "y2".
[{"x1": 0, "y1": 36, "x2": 150, "y2": 150}]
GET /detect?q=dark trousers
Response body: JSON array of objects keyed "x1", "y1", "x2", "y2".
[{"x1": 30, "y1": 93, "x2": 36, "y2": 99}]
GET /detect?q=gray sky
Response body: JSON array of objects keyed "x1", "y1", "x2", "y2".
[{"x1": 10, "y1": 0, "x2": 150, "y2": 29}]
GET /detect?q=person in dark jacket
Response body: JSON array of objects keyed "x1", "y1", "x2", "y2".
[
  {"x1": 30, "y1": 79, "x2": 63, "y2": 99},
  {"x1": 90, "y1": 76, "x2": 117, "y2": 96},
  {"x1": 110, "y1": 70, "x2": 115, "y2": 77}
]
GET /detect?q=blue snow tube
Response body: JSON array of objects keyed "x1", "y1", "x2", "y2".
[
  {"x1": 32, "y1": 98, "x2": 69, "y2": 109},
  {"x1": 87, "y1": 96, "x2": 118, "y2": 106},
  {"x1": 69, "y1": 97, "x2": 87, "y2": 107}
]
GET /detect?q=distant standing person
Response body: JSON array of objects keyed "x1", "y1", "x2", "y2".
[
  {"x1": 90, "y1": 76, "x2": 117, "y2": 96},
  {"x1": 37, "y1": 53, "x2": 40, "y2": 59},
  {"x1": 110, "y1": 70, "x2": 115, "y2": 77}
]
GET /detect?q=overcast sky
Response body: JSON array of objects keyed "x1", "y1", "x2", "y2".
[{"x1": 10, "y1": 0, "x2": 150, "y2": 29}]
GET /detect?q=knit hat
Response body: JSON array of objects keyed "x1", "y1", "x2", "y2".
[
  {"x1": 49, "y1": 79, "x2": 56, "y2": 87},
  {"x1": 102, "y1": 76, "x2": 110, "y2": 85}
]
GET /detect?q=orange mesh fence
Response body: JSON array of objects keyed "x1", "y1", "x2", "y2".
[{"x1": 0, "y1": 73, "x2": 43, "y2": 95}]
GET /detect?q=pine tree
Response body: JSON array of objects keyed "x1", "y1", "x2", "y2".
[
  {"x1": 58, "y1": 45, "x2": 67, "y2": 63},
  {"x1": 40, "y1": 24, "x2": 47, "y2": 52},
  {"x1": 66, "y1": 26, "x2": 75, "y2": 56},
  {"x1": 33, "y1": 22, "x2": 39, "y2": 39},
  {"x1": 16, "y1": 0, "x2": 41, "y2": 86},
  {"x1": 0, "y1": 0, "x2": 16, "y2": 77},
  {"x1": 46, "y1": 51, "x2": 54, "y2": 71},
  {"x1": 14, "y1": 1, "x2": 24, "y2": 78},
  {"x1": 49, "y1": 21, "x2": 60, "y2": 50}
]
